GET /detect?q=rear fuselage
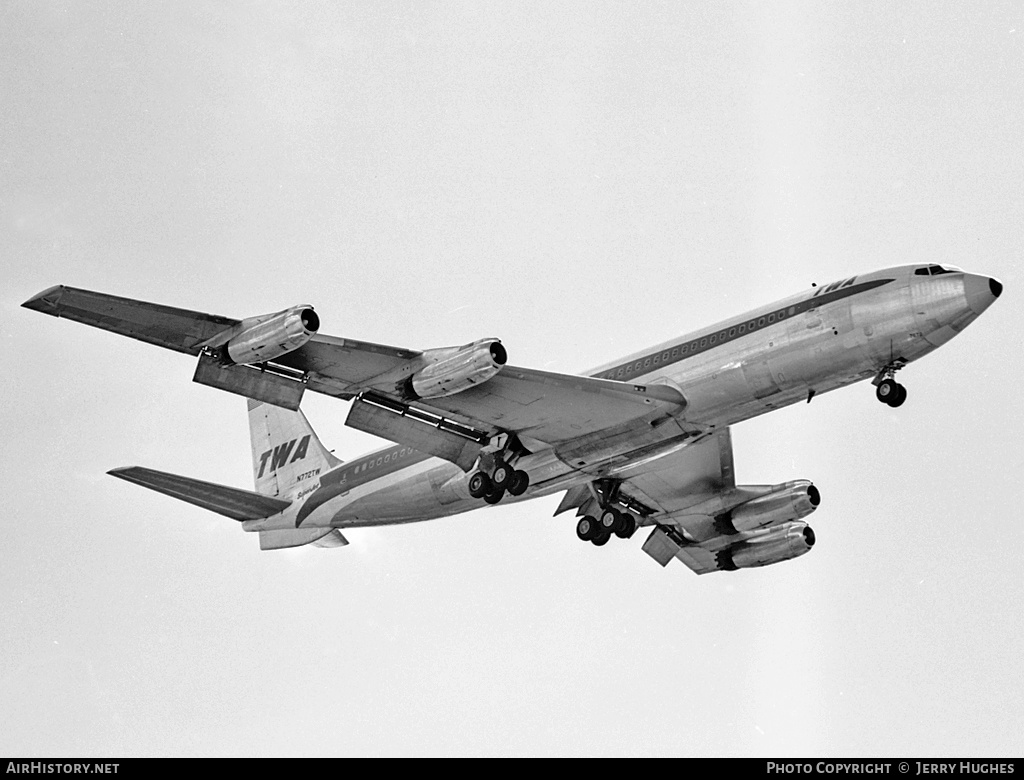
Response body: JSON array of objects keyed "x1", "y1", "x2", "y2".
[{"x1": 245, "y1": 265, "x2": 999, "y2": 533}]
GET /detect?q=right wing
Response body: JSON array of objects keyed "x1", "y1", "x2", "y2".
[
  {"x1": 22, "y1": 285, "x2": 420, "y2": 388},
  {"x1": 23, "y1": 285, "x2": 240, "y2": 356},
  {"x1": 24, "y1": 286, "x2": 690, "y2": 467}
]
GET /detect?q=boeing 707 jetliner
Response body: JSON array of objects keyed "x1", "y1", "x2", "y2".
[{"x1": 23, "y1": 264, "x2": 1001, "y2": 573}]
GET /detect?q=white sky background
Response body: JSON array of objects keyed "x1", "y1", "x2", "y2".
[{"x1": 1, "y1": 1, "x2": 1022, "y2": 757}]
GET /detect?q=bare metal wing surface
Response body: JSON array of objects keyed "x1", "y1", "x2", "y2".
[
  {"x1": 23, "y1": 285, "x2": 241, "y2": 355},
  {"x1": 614, "y1": 427, "x2": 736, "y2": 514},
  {"x1": 22, "y1": 285, "x2": 688, "y2": 453},
  {"x1": 22, "y1": 285, "x2": 421, "y2": 399}
]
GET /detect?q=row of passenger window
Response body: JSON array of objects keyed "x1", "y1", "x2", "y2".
[
  {"x1": 350, "y1": 446, "x2": 414, "y2": 475},
  {"x1": 601, "y1": 305, "x2": 799, "y2": 379}
]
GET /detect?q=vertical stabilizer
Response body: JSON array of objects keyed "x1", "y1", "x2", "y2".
[{"x1": 247, "y1": 399, "x2": 342, "y2": 497}]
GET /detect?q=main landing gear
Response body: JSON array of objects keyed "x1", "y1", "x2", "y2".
[
  {"x1": 576, "y1": 508, "x2": 637, "y2": 546},
  {"x1": 873, "y1": 361, "x2": 908, "y2": 408},
  {"x1": 468, "y1": 455, "x2": 529, "y2": 505},
  {"x1": 575, "y1": 479, "x2": 638, "y2": 547}
]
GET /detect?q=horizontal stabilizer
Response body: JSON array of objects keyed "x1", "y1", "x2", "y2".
[{"x1": 108, "y1": 466, "x2": 291, "y2": 521}]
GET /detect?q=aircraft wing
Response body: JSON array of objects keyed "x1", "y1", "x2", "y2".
[
  {"x1": 615, "y1": 427, "x2": 736, "y2": 515},
  {"x1": 23, "y1": 285, "x2": 241, "y2": 356},
  {"x1": 555, "y1": 427, "x2": 738, "y2": 575},
  {"x1": 22, "y1": 285, "x2": 422, "y2": 392},
  {"x1": 24, "y1": 286, "x2": 688, "y2": 460}
]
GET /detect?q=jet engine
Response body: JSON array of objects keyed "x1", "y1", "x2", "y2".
[
  {"x1": 225, "y1": 305, "x2": 320, "y2": 365},
  {"x1": 722, "y1": 480, "x2": 819, "y2": 534},
  {"x1": 720, "y1": 522, "x2": 815, "y2": 570},
  {"x1": 406, "y1": 339, "x2": 507, "y2": 399}
]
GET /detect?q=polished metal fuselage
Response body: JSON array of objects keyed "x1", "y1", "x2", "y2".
[{"x1": 257, "y1": 265, "x2": 996, "y2": 532}]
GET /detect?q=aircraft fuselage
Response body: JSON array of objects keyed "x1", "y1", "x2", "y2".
[{"x1": 243, "y1": 264, "x2": 1000, "y2": 534}]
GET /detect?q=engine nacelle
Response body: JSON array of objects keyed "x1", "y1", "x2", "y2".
[
  {"x1": 722, "y1": 522, "x2": 815, "y2": 570},
  {"x1": 725, "y1": 479, "x2": 819, "y2": 534},
  {"x1": 407, "y1": 338, "x2": 507, "y2": 399},
  {"x1": 225, "y1": 305, "x2": 320, "y2": 365}
]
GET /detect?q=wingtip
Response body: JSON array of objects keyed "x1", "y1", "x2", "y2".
[{"x1": 21, "y1": 285, "x2": 66, "y2": 314}]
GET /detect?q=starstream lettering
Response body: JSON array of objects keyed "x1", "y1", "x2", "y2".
[
  {"x1": 7, "y1": 765, "x2": 118, "y2": 774},
  {"x1": 766, "y1": 765, "x2": 1015, "y2": 776}
]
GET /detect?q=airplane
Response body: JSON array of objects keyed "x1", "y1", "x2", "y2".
[{"x1": 22, "y1": 263, "x2": 1001, "y2": 573}]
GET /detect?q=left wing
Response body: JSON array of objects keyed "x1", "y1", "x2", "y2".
[
  {"x1": 555, "y1": 427, "x2": 745, "y2": 575},
  {"x1": 612, "y1": 427, "x2": 736, "y2": 514}
]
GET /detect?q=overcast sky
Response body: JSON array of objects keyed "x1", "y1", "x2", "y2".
[{"x1": 2, "y1": 1, "x2": 1022, "y2": 757}]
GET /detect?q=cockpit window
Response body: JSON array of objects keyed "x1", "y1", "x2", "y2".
[{"x1": 915, "y1": 265, "x2": 962, "y2": 276}]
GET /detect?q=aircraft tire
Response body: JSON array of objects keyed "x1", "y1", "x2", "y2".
[
  {"x1": 887, "y1": 383, "x2": 907, "y2": 407},
  {"x1": 507, "y1": 470, "x2": 529, "y2": 496},
  {"x1": 876, "y1": 378, "x2": 901, "y2": 403},
  {"x1": 615, "y1": 513, "x2": 636, "y2": 539},
  {"x1": 599, "y1": 508, "x2": 621, "y2": 532},
  {"x1": 491, "y1": 461, "x2": 513, "y2": 490},
  {"x1": 591, "y1": 530, "x2": 611, "y2": 547},
  {"x1": 483, "y1": 488, "x2": 505, "y2": 505},
  {"x1": 468, "y1": 472, "x2": 492, "y2": 499},
  {"x1": 876, "y1": 378, "x2": 899, "y2": 404},
  {"x1": 576, "y1": 516, "x2": 598, "y2": 542}
]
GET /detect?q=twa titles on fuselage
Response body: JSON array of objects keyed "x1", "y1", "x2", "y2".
[{"x1": 23, "y1": 264, "x2": 1002, "y2": 572}]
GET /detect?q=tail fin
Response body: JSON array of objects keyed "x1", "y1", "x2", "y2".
[{"x1": 247, "y1": 399, "x2": 342, "y2": 497}]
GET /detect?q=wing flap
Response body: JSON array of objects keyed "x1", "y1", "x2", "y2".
[
  {"x1": 383, "y1": 365, "x2": 688, "y2": 446},
  {"x1": 108, "y1": 466, "x2": 291, "y2": 521},
  {"x1": 641, "y1": 527, "x2": 723, "y2": 574},
  {"x1": 615, "y1": 428, "x2": 735, "y2": 515},
  {"x1": 275, "y1": 334, "x2": 422, "y2": 396}
]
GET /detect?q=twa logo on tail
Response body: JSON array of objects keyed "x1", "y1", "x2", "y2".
[{"x1": 257, "y1": 435, "x2": 311, "y2": 477}]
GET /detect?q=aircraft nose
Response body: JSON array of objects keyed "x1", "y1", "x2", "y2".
[{"x1": 964, "y1": 273, "x2": 1002, "y2": 315}]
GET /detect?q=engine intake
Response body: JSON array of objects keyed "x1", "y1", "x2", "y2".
[
  {"x1": 719, "y1": 522, "x2": 816, "y2": 570},
  {"x1": 406, "y1": 339, "x2": 507, "y2": 399},
  {"x1": 720, "y1": 480, "x2": 819, "y2": 534},
  {"x1": 225, "y1": 305, "x2": 319, "y2": 365}
]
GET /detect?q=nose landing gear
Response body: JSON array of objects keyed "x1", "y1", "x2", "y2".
[
  {"x1": 876, "y1": 378, "x2": 907, "y2": 407},
  {"x1": 873, "y1": 360, "x2": 908, "y2": 407}
]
